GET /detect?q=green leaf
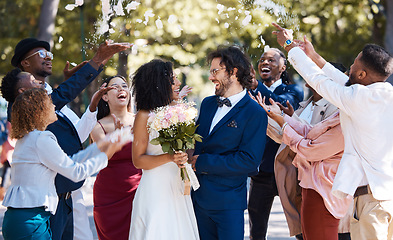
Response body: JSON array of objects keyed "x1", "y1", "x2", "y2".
[
  {"x1": 162, "y1": 142, "x2": 171, "y2": 153},
  {"x1": 194, "y1": 134, "x2": 203, "y2": 142},
  {"x1": 177, "y1": 139, "x2": 183, "y2": 149},
  {"x1": 150, "y1": 138, "x2": 160, "y2": 145}
]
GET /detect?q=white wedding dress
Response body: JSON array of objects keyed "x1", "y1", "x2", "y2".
[{"x1": 129, "y1": 130, "x2": 200, "y2": 240}]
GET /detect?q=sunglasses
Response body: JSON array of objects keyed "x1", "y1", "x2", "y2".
[{"x1": 24, "y1": 50, "x2": 53, "y2": 60}]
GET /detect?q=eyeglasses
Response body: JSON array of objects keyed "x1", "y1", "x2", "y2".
[
  {"x1": 24, "y1": 50, "x2": 53, "y2": 60},
  {"x1": 209, "y1": 68, "x2": 226, "y2": 77}
]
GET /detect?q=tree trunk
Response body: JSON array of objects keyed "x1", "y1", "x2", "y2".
[
  {"x1": 385, "y1": 0, "x2": 393, "y2": 84},
  {"x1": 37, "y1": 0, "x2": 60, "y2": 48}
]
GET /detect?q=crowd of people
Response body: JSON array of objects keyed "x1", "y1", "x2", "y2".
[{"x1": 0, "y1": 21, "x2": 392, "y2": 240}]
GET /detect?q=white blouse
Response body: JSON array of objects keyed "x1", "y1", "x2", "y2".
[{"x1": 2, "y1": 130, "x2": 108, "y2": 214}]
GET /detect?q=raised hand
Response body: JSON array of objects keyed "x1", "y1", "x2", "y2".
[
  {"x1": 294, "y1": 36, "x2": 317, "y2": 59},
  {"x1": 111, "y1": 114, "x2": 124, "y2": 130},
  {"x1": 179, "y1": 85, "x2": 193, "y2": 99},
  {"x1": 89, "y1": 83, "x2": 116, "y2": 112},
  {"x1": 272, "y1": 22, "x2": 293, "y2": 47},
  {"x1": 63, "y1": 61, "x2": 88, "y2": 81},
  {"x1": 90, "y1": 40, "x2": 132, "y2": 68},
  {"x1": 277, "y1": 100, "x2": 294, "y2": 117}
]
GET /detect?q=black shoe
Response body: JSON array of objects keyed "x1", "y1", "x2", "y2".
[{"x1": 295, "y1": 233, "x2": 304, "y2": 240}]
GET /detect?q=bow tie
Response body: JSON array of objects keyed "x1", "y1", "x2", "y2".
[{"x1": 217, "y1": 97, "x2": 232, "y2": 107}]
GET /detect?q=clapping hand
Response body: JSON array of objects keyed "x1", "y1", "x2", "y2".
[
  {"x1": 277, "y1": 100, "x2": 295, "y2": 117},
  {"x1": 255, "y1": 93, "x2": 285, "y2": 127},
  {"x1": 111, "y1": 114, "x2": 124, "y2": 130}
]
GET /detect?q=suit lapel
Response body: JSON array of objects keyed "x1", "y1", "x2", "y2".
[
  {"x1": 199, "y1": 99, "x2": 218, "y2": 138},
  {"x1": 209, "y1": 95, "x2": 250, "y2": 136}
]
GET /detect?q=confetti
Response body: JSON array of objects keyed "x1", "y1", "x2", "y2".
[{"x1": 126, "y1": 1, "x2": 140, "y2": 12}]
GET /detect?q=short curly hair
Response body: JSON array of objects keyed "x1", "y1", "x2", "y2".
[
  {"x1": 1, "y1": 68, "x2": 22, "y2": 102},
  {"x1": 11, "y1": 88, "x2": 53, "y2": 139}
]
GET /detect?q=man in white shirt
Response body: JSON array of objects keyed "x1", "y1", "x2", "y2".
[{"x1": 272, "y1": 22, "x2": 393, "y2": 240}]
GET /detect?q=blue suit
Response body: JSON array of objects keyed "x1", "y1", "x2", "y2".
[
  {"x1": 192, "y1": 93, "x2": 267, "y2": 240},
  {"x1": 248, "y1": 80, "x2": 303, "y2": 240}
]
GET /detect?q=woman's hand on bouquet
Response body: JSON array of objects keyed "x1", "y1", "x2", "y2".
[{"x1": 172, "y1": 151, "x2": 188, "y2": 168}]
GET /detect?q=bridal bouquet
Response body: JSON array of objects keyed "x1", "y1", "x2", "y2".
[{"x1": 147, "y1": 101, "x2": 202, "y2": 195}]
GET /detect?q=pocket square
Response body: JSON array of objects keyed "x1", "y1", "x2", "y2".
[{"x1": 227, "y1": 120, "x2": 238, "y2": 128}]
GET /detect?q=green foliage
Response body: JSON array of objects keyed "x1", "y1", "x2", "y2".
[
  {"x1": 150, "y1": 122, "x2": 202, "y2": 154},
  {"x1": 0, "y1": 0, "x2": 389, "y2": 107}
]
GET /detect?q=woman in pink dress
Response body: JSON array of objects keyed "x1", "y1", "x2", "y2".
[{"x1": 90, "y1": 76, "x2": 142, "y2": 240}]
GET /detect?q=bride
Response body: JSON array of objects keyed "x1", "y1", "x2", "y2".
[{"x1": 129, "y1": 59, "x2": 199, "y2": 240}]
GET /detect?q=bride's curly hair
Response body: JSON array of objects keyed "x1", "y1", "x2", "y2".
[
  {"x1": 11, "y1": 88, "x2": 53, "y2": 139},
  {"x1": 132, "y1": 59, "x2": 174, "y2": 111}
]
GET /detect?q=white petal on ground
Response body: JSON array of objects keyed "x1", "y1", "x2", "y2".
[
  {"x1": 168, "y1": 15, "x2": 177, "y2": 24},
  {"x1": 217, "y1": 4, "x2": 225, "y2": 14},
  {"x1": 156, "y1": 18, "x2": 163, "y2": 29},
  {"x1": 242, "y1": 14, "x2": 252, "y2": 26},
  {"x1": 126, "y1": 1, "x2": 140, "y2": 12},
  {"x1": 59, "y1": 36, "x2": 63, "y2": 43}
]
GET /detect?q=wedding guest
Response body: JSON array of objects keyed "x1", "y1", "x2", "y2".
[
  {"x1": 8, "y1": 37, "x2": 130, "y2": 240},
  {"x1": 90, "y1": 75, "x2": 142, "y2": 240},
  {"x1": 191, "y1": 46, "x2": 267, "y2": 240},
  {"x1": 1, "y1": 88, "x2": 127, "y2": 239},
  {"x1": 248, "y1": 47, "x2": 303, "y2": 240},
  {"x1": 256, "y1": 95, "x2": 352, "y2": 240},
  {"x1": 273, "y1": 22, "x2": 393, "y2": 240},
  {"x1": 129, "y1": 59, "x2": 199, "y2": 240}
]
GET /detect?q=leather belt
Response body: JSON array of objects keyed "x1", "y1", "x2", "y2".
[
  {"x1": 58, "y1": 192, "x2": 72, "y2": 200},
  {"x1": 354, "y1": 185, "x2": 371, "y2": 198}
]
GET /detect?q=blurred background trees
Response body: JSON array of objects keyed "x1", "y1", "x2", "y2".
[{"x1": 0, "y1": 0, "x2": 391, "y2": 114}]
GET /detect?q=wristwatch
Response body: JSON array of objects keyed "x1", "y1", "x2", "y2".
[{"x1": 283, "y1": 39, "x2": 293, "y2": 48}]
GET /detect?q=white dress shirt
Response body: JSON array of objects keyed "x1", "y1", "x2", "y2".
[
  {"x1": 2, "y1": 130, "x2": 108, "y2": 214},
  {"x1": 298, "y1": 98, "x2": 329, "y2": 124},
  {"x1": 45, "y1": 83, "x2": 97, "y2": 142},
  {"x1": 263, "y1": 79, "x2": 282, "y2": 92},
  {"x1": 210, "y1": 89, "x2": 247, "y2": 133},
  {"x1": 288, "y1": 47, "x2": 393, "y2": 200}
]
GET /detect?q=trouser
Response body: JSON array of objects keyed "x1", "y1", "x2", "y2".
[
  {"x1": 193, "y1": 200, "x2": 244, "y2": 240},
  {"x1": 301, "y1": 188, "x2": 339, "y2": 240},
  {"x1": 3, "y1": 207, "x2": 52, "y2": 240},
  {"x1": 248, "y1": 171, "x2": 278, "y2": 240},
  {"x1": 351, "y1": 189, "x2": 393, "y2": 240},
  {"x1": 50, "y1": 194, "x2": 74, "y2": 240}
]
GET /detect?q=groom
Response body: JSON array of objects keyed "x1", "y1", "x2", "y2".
[{"x1": 191, "y1": 46, "x2": 267, "y2": 240}]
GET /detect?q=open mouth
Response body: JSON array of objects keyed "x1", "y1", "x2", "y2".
[
  {"x1": 117, "y1": 93, "x2": 127, "y2": 99},
  {"x1": 260, "y1": 67, "x2": 271, "y2": 74}
]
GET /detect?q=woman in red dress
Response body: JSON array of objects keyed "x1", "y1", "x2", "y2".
[{"x1": 90, "y1": 75, "x2": 142, "y2": 240}]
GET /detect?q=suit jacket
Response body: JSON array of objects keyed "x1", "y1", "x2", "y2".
[
  {"x1": 7, "y1": 63, "x2": 102, "y2": 194},
  {"x1": 251, "y1": 80, "x2": 304, "y2": 174},
  {"x1": 48, "y1": 63, "x2": 102, "y2": 194},
  {"x1": 193, "y1": 94, "x2": 267, "y2": 211},
  {"x1": 273, "y1": 97, "x2": 337, "y2": 236}
]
